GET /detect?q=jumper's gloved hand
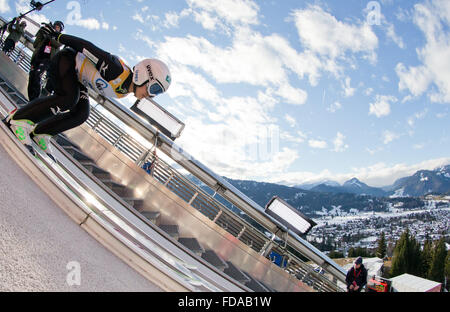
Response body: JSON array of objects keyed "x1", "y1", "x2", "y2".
[{"x1": 40, "y1": 22, "x2": 58, "y2": 40}]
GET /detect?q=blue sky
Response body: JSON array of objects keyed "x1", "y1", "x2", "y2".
[{"x1": 1, "y1": 0, "x2": 449, "y2": 187}]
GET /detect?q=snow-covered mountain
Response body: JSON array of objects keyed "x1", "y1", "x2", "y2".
[
  {"x1": 299, "y1": 165, "x2": 450, "y2": 197},
  {"x1": 186, "y1": 165, "x2": 450, "y2": 217},
  {"x1": 387, "y1": 165, "x2": 450, "y2": 197},
  {"x1": 309, "y1": 178, "x2": 387, "y2": 197},
  {"x1": 222, "y1": 177, "x2": 386, "y2": 217},
  {"x1": 295, "y1": 180, "x2": 340, "y2": 190},
  {"x1": 342, "y1": 178, "x2": 387, "y2": 197}
]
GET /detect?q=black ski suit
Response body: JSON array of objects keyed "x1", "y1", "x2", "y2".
[
  {"x1": 13, "y1": 34, "x2": 133, "y2": 136},
  {"x1": 27, "y1": 27, "x2": 62, "y2": 101},
  {"x1": 345, "y1": 264, "x2": 368, "y2": 292}
]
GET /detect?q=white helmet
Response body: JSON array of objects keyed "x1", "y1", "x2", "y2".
[{"x1": 133, "y1": 59, "x2": 171, "y2": 97}]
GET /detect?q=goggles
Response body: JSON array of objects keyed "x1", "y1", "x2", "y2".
[{"x1": 146, "y1": 80, "x2": 164, "y2": 97}]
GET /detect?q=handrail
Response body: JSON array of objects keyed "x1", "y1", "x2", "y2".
[{"x1": 83, "y1": 103, "x2": 343, "y2": 290}]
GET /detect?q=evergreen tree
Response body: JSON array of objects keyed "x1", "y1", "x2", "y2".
[
  {"x1": 428, "y1": 238, "x2": 447, "y2": 284},
  {"x1": 328, "y1": 250, "x2": 344, "y2": 259},
  {"x1": 421, "y1": 236, "x2": 433, "y2": 278},
  {"x1": 408, "y1": 235, "x2": 422, "y2": 276},
  {"x1": 376, "y1": 232, "x2": 387, "y2": 259},
  {"x1": 390, "y1": 229, "x2": 422, "y2": 277},
  {"x1": 445, "y1": 250, "x2": 450, "y2": 291},
  {"x1": 348, "y1": 247, "x2": 373, "y2": 258},
  {"x1": 348, "y1": 247, "x2": 356, "y2": 257},
  {"x1": 390, "y1": 230, "x2": 409, "y2": 277}
]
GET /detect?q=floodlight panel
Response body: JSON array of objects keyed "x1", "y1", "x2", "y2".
[
  {"x1": 136, "y1": 99, "x2": 184, "y2": 137},
  {"x1": 267, "y1": 198, "x2": 312, "y2": 234}
]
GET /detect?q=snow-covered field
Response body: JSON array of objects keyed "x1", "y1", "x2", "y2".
[{"x1": 313, "y1": 201, "x2": 450, "y2": 227}]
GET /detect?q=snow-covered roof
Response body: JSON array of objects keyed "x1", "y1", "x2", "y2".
[{"x1": 390, "y1": 273, "x2": 441, "y2": 292}]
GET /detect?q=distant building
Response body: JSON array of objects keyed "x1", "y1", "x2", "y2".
[{"x1": 390, "y1": 273, "x2": 442, "y2": 292}]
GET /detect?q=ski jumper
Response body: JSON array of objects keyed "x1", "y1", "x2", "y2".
[
  {"x1": 27, "y1": 27, "x2": 62, "y2": 100},
  {"x1": 13, "y1": 34, "x2": 133, "y2": 136}
]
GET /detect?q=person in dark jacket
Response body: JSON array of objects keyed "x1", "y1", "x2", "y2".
[
  {"x1": 2, "y1": 18, "x2": 27, "y2": 54},
  {"x1": 346, "y1": 257, "x2": 368, "y2": 292},
  {"x1": 27, "y1": 20, "x2": 64, "y2": 101}
]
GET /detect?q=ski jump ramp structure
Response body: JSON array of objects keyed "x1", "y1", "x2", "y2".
[{"x1": 0, "y1": 17, "x2": 346, "y2": 292}]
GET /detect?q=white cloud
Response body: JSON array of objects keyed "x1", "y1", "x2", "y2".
[
  {"x1": 193, "y1": 10, "x2": 219, "y2": 30},
  {"x1": 396, "y1": 0, "x2": 450, "y2": 103},
  {"x1": 309, "y1": 139, "x2": 327, "y2": 149},
  {"x1": 132, "y1": 13, "x2": 145, "y2": 24},
  {"x1": 160, "y1": 0, "x2": 259, "y2": 33},
  {"x1": 134, "y1": 29, "x2": 156, "y2": 48},
  {"x1": 158, "y1": 4, "x2": 372, "y2": 100},
  {"x1": 267, "y1": 158, "x2": 450, "y2": 187},
  {"x1": 263, "y1": 34, "x2": 323, "y2": 86},
  {"x1": 275, "y1": 84, "x2": 308, "y2": 105},
  {"x1": 291, "y1": 5, "x2": 378, "y2": 64},
  {"x1": 347, "y1": 158, "x2": 450, "y2": 187},
  {"x1": 367, "y1": 8, "x2": 406, "y2": 49},
  {"x1": 157, "y1": 29, "x2": 308, "y2": 104},
  {"x1": 280, "y1": 131, "x2": 305, "y2": 144},
  {"x1": 396, "y1": 63, "x2": 431, "y2": 96},
  {"x1": 342, "y1": 77, "x2": 355, "y2": 97},
  {"x1": 0, "y1": 0, "x2": 10, "y2": 13},
  {"x1": 401, "y1": 95, "x2": 414, "y2": 103},
  {"x1": 75, "y1": 18, "x2": 100, "y2": 30},
  {"x1": 407, "y1": 109, "x2": 428, "y2": 127},
  {"x1": 396, "y1": 7, "x2": 411, "y2": 22},
  {"x1": 168, "y1": 64, "x2": 221, "y2": 104},
  {"x1": 175, "y1": 114, "x2": 298, "y2": 179},
  {"x1": 384, "y1": 21, "x2": 405, "y2": 49},
  {"x1": 369, "y1": 95, "x2": 397, "y2": 117},
  {"x1": 158, "y1": 32, "x2": 280, "y2": 86},
  {"x1": 131, "y1": 7, "x2": 162, "y2": 31},
  {"x1": 382, "y1": 130, "x2": 399, "y2": 144},
  {"x1": 67, "y1": 16, "x2": 108, "y2": 30},
  {"x1": 284, "y1": 114, "x2": 297, "y2": 128},
  {"x1": 333, "y1": 132, "x2": 348, "y2": 152},
  {"x1": 164, "y1": 11, "x2": 181, "y2": 28},
  {"x1": 297, "y1": 130, "x2": 307, "y2": 140},
  {"x1": 187, "y1": 0, "x2": 260, "y2": 27},
  {"x1": 327, "y1": 101, "x2": 342, "y2": 113},
  {"x1": 365, "y1": 87, "x2": 374, "y2": 96},
  {"x1": 156, "y1": 59, "x2": 290, "y2": 179},
  {"x1": 366, "y1": 146, "x2": 384, "y2": 155}
]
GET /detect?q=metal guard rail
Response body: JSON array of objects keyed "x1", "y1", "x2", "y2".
[{"x1": 86, "y1": 104, "x2": 341, "y2": 292}]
